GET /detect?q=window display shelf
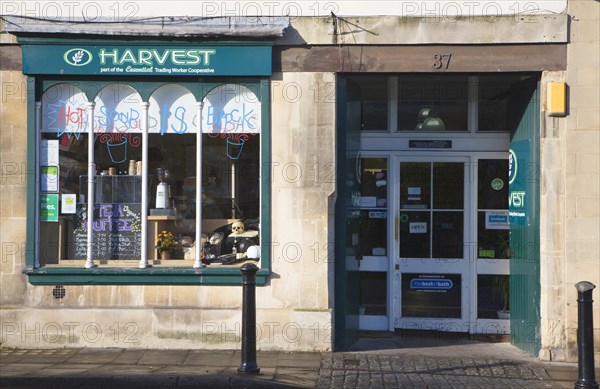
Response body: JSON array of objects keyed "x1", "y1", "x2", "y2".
[{"x1": 148, "y1": 215, "x2": 177, "y2": 221}]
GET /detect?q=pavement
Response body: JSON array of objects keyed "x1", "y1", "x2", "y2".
[{"x1": 1, "y1": 333, "x2": 599, "y2": 388}]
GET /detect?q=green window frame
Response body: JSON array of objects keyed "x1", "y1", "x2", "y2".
[{"x1": 25, "y1": 76, "x2": 271, "y2": 285}]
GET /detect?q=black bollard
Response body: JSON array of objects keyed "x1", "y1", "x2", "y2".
[
  {"x1": 575, "y1": 281, "x2": 599, "y2": 389},
  {"x1": 238, "y1": 263, "x2": 260, "y2": 375}
]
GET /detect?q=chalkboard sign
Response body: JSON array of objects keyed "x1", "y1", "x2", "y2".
[{"x1": 74, "y1": 203, "x2": 142, "y2": 260}]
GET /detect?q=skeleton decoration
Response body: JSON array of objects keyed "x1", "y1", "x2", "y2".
[{"x1": 231, "y1": 220, "x2": 245, "y2": 236}]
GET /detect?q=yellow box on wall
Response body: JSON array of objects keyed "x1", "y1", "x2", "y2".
[{"x1": 547, "y1": 82, "x2": 567, "y2": 117}]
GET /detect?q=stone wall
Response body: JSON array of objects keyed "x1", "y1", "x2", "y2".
[
  {"x1": 539, "y1": 0, "x2": 600, "y2": 363},
  {"x1": 564, "y1": 0, "x2": 600, "y2": 363},
  {"x1": 0, "y1": 19, "x2": 29, "y2": 309}
]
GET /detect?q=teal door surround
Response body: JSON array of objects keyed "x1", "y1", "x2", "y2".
[{"x1": 508, "y1": 76, "x2": 541, "y2": 356}]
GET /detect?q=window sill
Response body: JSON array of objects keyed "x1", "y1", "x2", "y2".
[
  {"x1": 24, "y1": 263, "x2": 269, "y2": 286},
  {"x1": 49, "y1": 259, "x2": 199, "y2": 267}
]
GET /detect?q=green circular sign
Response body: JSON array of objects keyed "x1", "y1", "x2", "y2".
[
  {"x1": 400, "y1": 214, "x2": 409, "y2": 223},
  {"x1": 491, "y1": 178, "x2": 504, "y2": 191}
]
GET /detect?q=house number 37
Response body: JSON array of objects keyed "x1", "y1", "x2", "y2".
[{"x1": 433, "y1": 54, "x2": 452, "y2": 70}]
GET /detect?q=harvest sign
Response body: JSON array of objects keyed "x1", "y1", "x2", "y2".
[
  {"x1": 97, "y1": 48, "x2": 216, "y2": 66},
  {"x1": 22, "y1": 45, "x2": 272, "y2": 76}
]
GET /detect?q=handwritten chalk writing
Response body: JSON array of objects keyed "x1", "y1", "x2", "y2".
[
  {"x1": 172, "y1": 106, "x2": 189, "y2": 134},
  {"x1": 74, "y1": 203, "x2": 141, "y2": 260},
  {"x1": 96, "y1": 133, "x2": 141, "y2": 148},
  {"x1": 92, "y1": 218, "x2": 132, "y2": 232},
  {"x1": 59, "y1": 103, "x2": 87, "y2": 130},
  {"x1": 98, "y1": 204, "x2": 124, "y2": 218},
  {"x1": 78, "y1": 204, "x2": 133, "y2": 232},
  {"x1": 158, "y1": 104, "x2": 190, "y2": 135},
  {"x1": 97, "y1": 106, "x2": 140, "y2": 131},
  {"x1": 206, "y1": 103, "x2": 256, "y2": 132},
  {"x1": 226, "y1": 134, "x2": 250, "y2": 160},
  {"x1": 43, "y1": 100, "x2": 88, "y2": 139}
]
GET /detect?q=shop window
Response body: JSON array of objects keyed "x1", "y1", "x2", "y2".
[
  {"x1": 478, "y1": 74, "x2": 532, "y2": 132},
  {"x1": 347, "y1": 76, "x2": 388, "y2": 131},
  {"x1": 346, "y1": 73, "x2": 535, "y2": 133},
  {"x1": 477, "y1": 159, "x2": 509, "y2": 260},
  {"x1": 477, "y1": 275, "x2": 509, "y2": 319},
  {"x1": 37, "y1": 81, "x2": 264, "y2": 272},
  {"x1": 359, "y1": 272, "x2": 387, "y2": 316},
  {"x1": 399, "y1": 162, "x2": 464, "y2": 259},
  {"x1": 397, "y1": 75, "x2": 468, "y2": 132},
  {"x1": 358, "y1": 158, "x2": 388, "y2": 257}
]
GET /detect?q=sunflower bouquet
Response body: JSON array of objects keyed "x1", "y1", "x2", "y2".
[{"x1": 155, "y1": 230, "x2": 176, "y2": 255}]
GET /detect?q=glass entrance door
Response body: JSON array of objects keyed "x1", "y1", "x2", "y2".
[
  {"x1": 392, "y1": 156, "x2": 510, "y2": 334},
  {"x1": 393, "y1": 157, "x2": 471, "y2": 332}
]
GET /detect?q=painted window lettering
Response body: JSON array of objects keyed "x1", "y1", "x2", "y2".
[
  {"x1": 206, "y1": 103, "x2": 257, "y2": 132},
  {"x1": 97, "y1": 106, "x2": 140, "y2": 131}
]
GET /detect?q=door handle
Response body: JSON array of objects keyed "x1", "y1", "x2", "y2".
[{"x1": 395, "y1": 212, "x2": 399, "y2": 241}]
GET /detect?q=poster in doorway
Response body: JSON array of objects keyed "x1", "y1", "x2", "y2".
[{"x1": 402, "y1": 273, "x2": 461, "y2": 318}]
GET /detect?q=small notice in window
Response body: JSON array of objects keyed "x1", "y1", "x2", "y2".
[
  {"x1": 40, "y1": 194, "x2": 59, "y2": 222},
  {"x1": 41, "y1": 166, "x2": 59, "y2": 192},
  {"x1": 61, "y1": 194, "x2": 77, "y2": 214},
  {"x1": 409, "y1": 222, "x2": 427, "y2": 234},
  {"x1": 485, "y1": 211, "x2": 509, "y2": 230},
  {"x1": 408, "y1": 187, "x2": 421, "y2": 195},
  {"x1": 40, "y1": 140, "x2": 59, "y2": 166}
]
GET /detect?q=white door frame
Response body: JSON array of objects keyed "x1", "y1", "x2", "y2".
[
  {"x1": 391, "y1": 154, "x2": 472, "y2": 332},
  {"x1": 469, "y1": 152, "x2": 510, "y2": 335}
]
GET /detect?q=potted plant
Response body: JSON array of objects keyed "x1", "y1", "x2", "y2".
[{"x1": 156, "y1": 230, "x2": 176, "y2": 260}]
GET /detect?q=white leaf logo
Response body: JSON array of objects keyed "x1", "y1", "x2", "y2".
[
  {"x1": 64, "y1": 48, "x2": 93, "y2": 66},
  {"x1": 72, "y1": 50, "x2": 84, "y2": 64}
]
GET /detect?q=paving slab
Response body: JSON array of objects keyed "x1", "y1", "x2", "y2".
[
  {"x1": 276, "y1": 368, "x2": 321, "y2": 388},
  {"x1": 69, "y1": 348, "x2": 121, "y2": 363},
  {"x1": 111, "y1": 349, "x2": 145, "y2": 364},
  {"x1": 278, "y1": 352, "x2": 322, "y2": 369},
  {"x1": 184, "y1": 350, "x2": 234, "y2": 366},
  {"x1": 1, "y1": 349, "x2": 78, "y2": 364},
  {"x1": 86, "y1": 364, "x2": 165, "y2": 375},
  {"x1": 138, "y1": 349, "x2": 189, "y2": 365},
  {"x1": 255, "y1": 350, "x2": 280, "y2": 368}
]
